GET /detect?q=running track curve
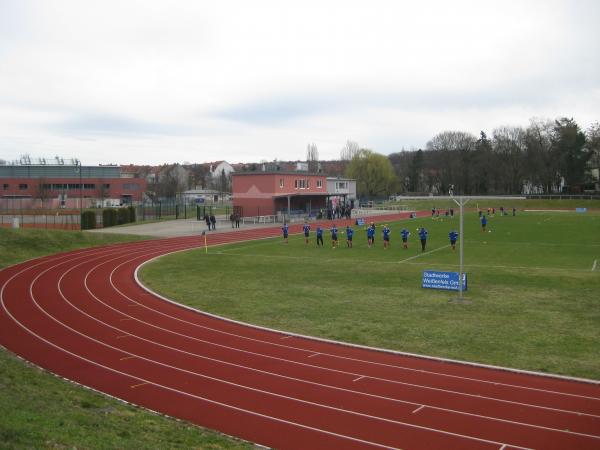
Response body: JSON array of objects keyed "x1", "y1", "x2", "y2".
[{"x1": 1, "y1": 214, "x2": 600, "y2": 449}]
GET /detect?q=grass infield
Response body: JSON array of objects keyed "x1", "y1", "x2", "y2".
[{"x1": 141, "y1": 210, "x2": 600, "y2": 380}]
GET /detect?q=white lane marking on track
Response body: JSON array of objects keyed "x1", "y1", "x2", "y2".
[
  {"x1": 412, "y1": 405, "x2": 425, "y2": 414},
  {"x1": 280, "y1": 335, "x2": 293, "y2": 340},
  {"x1": 307, "y1": 353, "x2": 320, "y2": 358},
  {"x1": 353, "y1": 376, "x2": 365, "y2": 382},
  {"x1": 3, "y1": 267, "x2": 535, "y2": 450}
]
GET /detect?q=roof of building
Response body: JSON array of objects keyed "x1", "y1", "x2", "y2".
[{"x1": 232, "y1": 171, "x2": 326, "y2": 177}]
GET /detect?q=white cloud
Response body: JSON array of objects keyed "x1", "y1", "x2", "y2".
[{"x1": 0, "y1": 0, "x2": 598, "y2": 165}]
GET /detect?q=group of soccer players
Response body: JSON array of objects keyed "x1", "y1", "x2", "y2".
[{"x1": 281, "y1": 220, "x2": 460, "y2": 252}]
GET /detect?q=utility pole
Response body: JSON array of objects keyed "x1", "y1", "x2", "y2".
[{"x1": 75, "y1": 159, "x2": 83, "y2": 230}]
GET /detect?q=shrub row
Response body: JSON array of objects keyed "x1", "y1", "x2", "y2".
[
  {"x1": 80, "y1": 210, "x2": 96, "y2": 230},
  {"x1": 100, "y1": 206, "x2": 136, "y2": 228}
]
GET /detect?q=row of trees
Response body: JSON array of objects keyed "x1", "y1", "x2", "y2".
[
  {"x1": 145, "y1": 164, "x2": 231, "y2": 201},
  {"x1": 345, "y1": 117, "x2": 599, "y2": 197}
]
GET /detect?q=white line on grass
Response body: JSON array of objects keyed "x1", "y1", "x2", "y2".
[
  {"x1": 209, "y1": 250, "x2": 596, "y2": 274},
  {"x1": 397, "y1": 245, "x2": 450, "y2": 263},
  {"x1": 593, "y1": 260, "x2": 598, "y2": 272}
]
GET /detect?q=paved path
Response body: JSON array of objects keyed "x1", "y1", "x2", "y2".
[{"x1": 87, "y1": 209, "x2": 408, "y2": 238}]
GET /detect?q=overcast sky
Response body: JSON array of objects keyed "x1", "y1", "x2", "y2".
[{"x1": 1, "y1": 0, "x2": 599, "y2": 166}]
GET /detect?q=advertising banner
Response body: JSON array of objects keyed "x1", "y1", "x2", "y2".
[{"x1": 422, "y1": 270, "x2": 467, "y2": 291}]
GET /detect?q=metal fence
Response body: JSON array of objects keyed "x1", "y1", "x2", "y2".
[{"x1": 0, "y1": 201, "x2": 237, "y2": 230}]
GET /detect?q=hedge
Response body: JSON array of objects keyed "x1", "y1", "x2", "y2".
[
  {"x1": 80, "y1": 210, "x2": 96, "y2": 230},
  {"x1": 128, "y1": 205, "x2": 136, "y2": 223},
  {"x1": 117, "y1": 208, "x2": 130, "y2": 225},
  {"x1": 102, "y1": 208, "x2": 118, "y2": 228}
]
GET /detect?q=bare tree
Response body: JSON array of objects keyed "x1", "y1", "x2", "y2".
[
  {"x1": 36, "y1": 178, "x2": 51, "y2": 209},
  {"x1": 340, "y1": 140, "x2": 360, "y2": 161},
  {"x1": 492, "y1": 126, "x2": 527, "y2": 194},
  {"x1": 306, "y1": 143, "x2": 319, "y2": 172},
  {"x1": 426, "y1": 131, "x2": 476, "y2": 194},
  {"x1": 156, "y1": 164, "x2": 189, "y2": 199}
]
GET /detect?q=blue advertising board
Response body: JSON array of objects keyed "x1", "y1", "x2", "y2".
[
  {"x1": 356, "y1": 218, "x2": 365, "y2": 226},
  {"x1": 576, "y1": 207, "x2": 587, "y2": 213},
  {"x1": 422, "y1": 270, "x2": 467, "y2": 291}
]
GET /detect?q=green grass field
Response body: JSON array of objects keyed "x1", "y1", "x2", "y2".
[{"x1": 141, "y1": 210, "x2": 600, "y2": 380}]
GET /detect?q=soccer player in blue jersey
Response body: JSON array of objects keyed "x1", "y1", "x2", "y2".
[
  {"x1": 330, "y1": 224, "x2": 338, "y2": 248},
  {"x1": 345, "y1": 225, "x2": 354, "y2": 248},
  {"x1": 400, "y1": 228, "x2": 410, "y2": 249},
  {"x1": 481, "y1": 214, "x2": 487, "y2": 233},
  {"x1": 281, "y1": 223, "x2": 289, "y2": 244},
  {"x1": 418, "y1": 227, "x2": 428, "y2": 252},
  {"x1": 382, "y1": 224, "x2": 391, "y2": 249},
  {"x1": 366, "y1": 224, "x2": 375, "y2": 248},
  {"x1": 316, "y1": 225, "x2": 324, "y2": 247},
  {"x1": 449, "y1": 230, "x2": 458, "y2": 250},
  {"x1": 303, "y1": 221, "x2": 311, "y2": 245}
]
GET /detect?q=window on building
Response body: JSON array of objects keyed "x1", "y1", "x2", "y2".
[
  {"x1": 84, "y1": 184, "x2": 95, "y2": 189},
  {"x1": 336, "y1": 182, "x2": 347, "y2": 190},
  {"x1": 123, "y1": 183, "x2": 139, "y2": 191},
  {"x1": 316, "y1": 180, "x2": 322, "y2": 188},
  {"x1": 296, "y1": 179, "x2": 307, "y2": 189},
  {"x1": 279, "y1": 178, "x2": 284, "y2": 188},
  {"x1": 103, "y1": 183, "x2": 110, "y2": 189},
  {"x1": 2, "y1": 184, "x2": 8, "y2": 190},
  {"x1": 294, "y1": 180, "x2": 298, "y2": 189},
  {"x1": 19, "y1": 183, "x2": 28, "y2": 190}
]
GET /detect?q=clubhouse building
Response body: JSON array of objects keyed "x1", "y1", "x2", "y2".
[{"x1": 232, "y1": 172, "x2": 356, "y2": 217}]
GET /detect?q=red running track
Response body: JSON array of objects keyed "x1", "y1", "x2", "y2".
[{"x1": 1, "y1": 214, "x2": 600, "y2": 449}]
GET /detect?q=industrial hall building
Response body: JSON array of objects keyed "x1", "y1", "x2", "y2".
[{"x1": 0, "y1": 158, "x2": 147, "y2": 209}]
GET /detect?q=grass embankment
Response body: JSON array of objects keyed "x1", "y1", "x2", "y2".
[
  {"x1": 141, "y1": 210, "x2": 600, "y2": 380},
  {"x1": 0, "y1": 228, "x2": 251, "y2": 450}
]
